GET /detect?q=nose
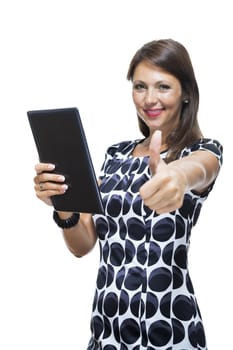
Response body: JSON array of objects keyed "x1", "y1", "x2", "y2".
[{"x1": 145, "y1": 88, "x2": 158, "y2": 105}]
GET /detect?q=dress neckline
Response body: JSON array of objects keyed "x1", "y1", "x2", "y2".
[{"x1": 129, "y1": 139, "x2": 168, "y2": 159}]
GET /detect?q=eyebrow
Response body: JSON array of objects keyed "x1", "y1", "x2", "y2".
[
  {"x1": 133, "y1": 79, "x2": 171, "y2": 85},
  {"x1": 132, "y1": 80, "x2": 145, "y2": 83}
]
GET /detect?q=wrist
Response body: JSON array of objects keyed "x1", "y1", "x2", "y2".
[
  {"x1": 168, "y1": 163, "x2": 189, "y2": 191},
  {"x1": 53, "y1": 210, "x2": 80, "y2": 229},
  {"x1": 56, "y1": 211, "x2": 75, "y2": 220}
]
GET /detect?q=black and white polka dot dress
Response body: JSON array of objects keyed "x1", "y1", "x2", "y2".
[{"x1": 87, "y1": 138, "x2": 223, "y2": 350}]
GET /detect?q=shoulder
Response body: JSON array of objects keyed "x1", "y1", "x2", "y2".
[
  {"x1": 99, "y1": 140, "x2": 138, "y2": 179},
  {"x1": 106, "y1": 140, "x2": 140, "y2": 157},
  {"x1": 180, "y1": 138, "x2": 223, "y2": 165}
]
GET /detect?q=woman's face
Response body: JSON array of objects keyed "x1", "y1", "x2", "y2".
[{"x1": 132, "y1": 60, "x2": 183, "y2": 139}]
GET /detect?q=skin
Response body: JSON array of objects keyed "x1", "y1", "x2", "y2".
[
  {"x1": 34, "y1": 61, "x2": 220, "y2": 257},
  {"x1": 132, "y1": 61, "x2": 183, "y2": 151}
]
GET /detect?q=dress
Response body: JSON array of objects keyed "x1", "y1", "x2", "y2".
[{"x1": 87, "y1": 138, "x2": 223, "y2": 350}]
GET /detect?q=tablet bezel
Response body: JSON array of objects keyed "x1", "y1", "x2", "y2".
[{"x1": 27, "y1": 107, "x2": 104, "y2": 214}]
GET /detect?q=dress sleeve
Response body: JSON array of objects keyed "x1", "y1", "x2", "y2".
[
  {"x1": 98, "y1": 147, "x2": 115, "y2": 181},
  {"x1": 98, "y1": 140, "x2": 135, "y2": 180},
  {"x1": 181, "y1": 138, "x2": 223, "y2": 165},
  {"x1": 98, "y1": 142, "x2": 127, "y2": 180},
  {"x1": 180, "y1": 138, "x2": 223, "y2": 197}
]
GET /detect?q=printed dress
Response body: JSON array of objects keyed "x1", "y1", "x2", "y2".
[{"x1": 87, "y1": 138, "x2": 223, "y2": 350}]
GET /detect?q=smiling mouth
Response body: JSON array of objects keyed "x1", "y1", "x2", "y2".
[{"x1": 144, "y1": 108, "x2": 164, "y2": 117}]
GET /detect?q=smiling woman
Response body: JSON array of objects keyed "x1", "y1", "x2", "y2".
[
  {"x1": 33, "y1": 39, "x2": 223, "y2": 350},
  {"x1": 127, "y1": 39, "x2": 201, "y2": 163},
  {"x1": 132, "y1": 61, "x2": 183, "y2": 152}
]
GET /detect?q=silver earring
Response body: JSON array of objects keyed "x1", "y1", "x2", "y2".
[{"x1": 183, "y1": 99, "x2": 189, "y2": 104}]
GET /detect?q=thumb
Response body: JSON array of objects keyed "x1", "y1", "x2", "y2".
[{"x1": 149, "y1": 130, "x2": 162, "y2": 176}]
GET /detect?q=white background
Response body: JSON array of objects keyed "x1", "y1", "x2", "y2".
[{"x1": 0, "y1": 0, "x2": 231, "y2": 349}]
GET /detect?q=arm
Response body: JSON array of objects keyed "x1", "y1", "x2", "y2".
[
  {"x1": 58, "y1": 211, "x2": 97, "y2": 257},
  {"x1": 168, "y1": 150, "x2": 219, "y2": 194},
  {"x1": 140, "y1": 131, "x2": 220, "y2": 214},
  {"x1": 34, "y1": 163, "x2": 98, "y2": 257}
]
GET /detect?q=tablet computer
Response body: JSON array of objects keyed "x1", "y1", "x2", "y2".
[{"x1": 27, "y1": 107, "x2": 104, "y2": 214}]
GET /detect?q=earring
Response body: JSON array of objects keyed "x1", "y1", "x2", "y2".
[{"x1": 183, "y1": 99, "x2": 189, "y2": 104}]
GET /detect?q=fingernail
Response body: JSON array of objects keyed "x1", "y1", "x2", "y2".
[
  {"x1": 48, "y1": 164, "x2": 55, "y2": 170},
  {"x1": 61, "y1": 184, "x2": 68, "y2": 191}
]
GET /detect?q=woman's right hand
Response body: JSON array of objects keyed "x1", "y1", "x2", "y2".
[{"x1": 34, "y1": 163, "x2": 68, "y2": 206}]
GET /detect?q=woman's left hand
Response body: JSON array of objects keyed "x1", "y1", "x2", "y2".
[{"x1": 139, "y1": 130, "x2": 188, "y2": 214}]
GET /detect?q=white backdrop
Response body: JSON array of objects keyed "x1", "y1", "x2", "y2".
[{"x1": 0, "y1": 1, "x2": 231, "y2": 349}]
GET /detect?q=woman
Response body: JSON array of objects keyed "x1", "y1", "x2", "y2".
[{"x1": 34, "y1": 39, "x2": 223, "y2": 349}]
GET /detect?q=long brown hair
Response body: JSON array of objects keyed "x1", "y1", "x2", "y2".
[{"x1": 127, "y1": 39, "x2": 203, "y2": 162}]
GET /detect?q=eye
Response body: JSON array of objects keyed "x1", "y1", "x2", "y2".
[
  {"x1": 158, "y1": 84, "x2": 170, "y2": 91},
  {"x1": 133, "y1": 82, "x2": 146, "y2": 91}
]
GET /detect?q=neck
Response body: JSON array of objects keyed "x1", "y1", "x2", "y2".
[{"x1": 132, "y1": 137, "x2": 167, "y2": 158}]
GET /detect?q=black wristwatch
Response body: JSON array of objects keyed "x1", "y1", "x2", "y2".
[{"x1": 53, "y1": 210, "x2": 80, "y2": 229}]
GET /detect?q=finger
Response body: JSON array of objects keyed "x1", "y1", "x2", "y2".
[
  {"x1": 34, "y1": 173, "x2": 65, "y2": 185},
  {"x1": 35, "y1": 181, "x2": 68, "y2": 194},
  {"x1": 139, "y1": 176, "x2": 160, "y2": 201},
  {"x1": 35, "y1": 187, "x2": 66, "y2": 206},
  {"x1": 149, "y1": 130, "x2": 162, "y2": 176},
  {"x1": 35, "y1": 163, "x2": 55, "y2": 175}
]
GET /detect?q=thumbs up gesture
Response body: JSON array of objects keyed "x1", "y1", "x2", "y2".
[{"x1": 139, "y1": 130, "x2": 187, "y2": 214}]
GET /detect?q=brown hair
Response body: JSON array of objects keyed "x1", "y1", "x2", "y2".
[{"x1": 127, "y1": 39, "x2": 203, "y2": 161}]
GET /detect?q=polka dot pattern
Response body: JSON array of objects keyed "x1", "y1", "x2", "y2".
[{"x1": 87, "y1": 138, "x2": 223, "y2": 349}]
